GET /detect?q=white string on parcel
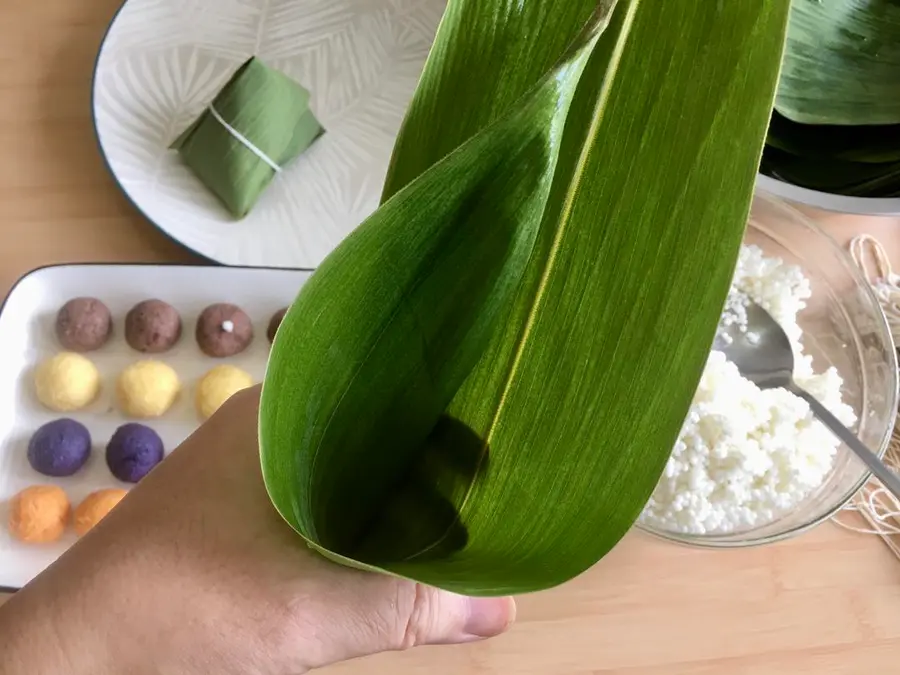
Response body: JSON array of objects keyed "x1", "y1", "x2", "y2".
[{"x1": 208, "y1": 105, "x2": 282, "y2": 174}]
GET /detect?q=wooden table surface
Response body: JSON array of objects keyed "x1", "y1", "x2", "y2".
[{"x1": 3, "y1": 2, "x2": 900, "y2": 673}]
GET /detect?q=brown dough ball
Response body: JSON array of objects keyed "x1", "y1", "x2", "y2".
[
  {"x1": 125, "y1": 300, "x2": 182, "y2": 353},
  {"x1": 8, "y1": 485, "x2": 70, "y2": 543},
  {"x1": 55, "y1": 297, "x2": 112, "y2": 352},
  {"x1": 74, "y1": 489, "x2": 128, "y2": 536},
  {"x1": 196, "y1": 304, "x2": 253, "y2": 357},
  {"x1": 267, "y1": 307, "x2": 288, "y2": 344}
]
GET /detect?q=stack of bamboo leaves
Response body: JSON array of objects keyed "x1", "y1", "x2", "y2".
[
  {"x1": 762, "y1": 0, "x2": 900, "y2": 198},
  {"x1": 259, "y1": 0, "x2": 792, "y2": 595}
]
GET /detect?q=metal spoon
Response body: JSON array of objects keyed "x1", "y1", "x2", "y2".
[{"x1": 717, "y1": 299, "x2": 900, "y2": 500}]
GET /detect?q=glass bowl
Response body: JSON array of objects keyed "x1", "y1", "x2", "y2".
[{"x1": 637, "y1": 191, "x2": 899, "y2": 547}]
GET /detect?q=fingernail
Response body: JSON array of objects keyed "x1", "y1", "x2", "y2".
[{"x1": 463, "y1": 597, "x2": 516, "y2": 639}]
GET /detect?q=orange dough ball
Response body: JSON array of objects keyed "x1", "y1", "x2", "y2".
[
  {"x1": 74, "y1": 488, "x2": 128, "y2": 537},
  {"x1": 8, "y1": 485, "x2": 70, "y2": 543}
]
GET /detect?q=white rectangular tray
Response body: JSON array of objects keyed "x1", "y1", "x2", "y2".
[{"x1": 0, "y1": 263, "x2": 312, "y2": 591}]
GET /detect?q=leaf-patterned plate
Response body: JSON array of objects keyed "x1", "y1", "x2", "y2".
[{"x1": 91, "y1": 0, "x2": 444, "y2": 268}]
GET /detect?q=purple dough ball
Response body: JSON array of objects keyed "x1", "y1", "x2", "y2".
[
  {"x1": 27, "y1": 418, "x2": 92, "y2": 477},
  {"x1": 105, "y1": 423, "x2": 164, "y2": 483}
]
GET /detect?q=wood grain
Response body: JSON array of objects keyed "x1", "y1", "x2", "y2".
[
  {"x1": 0, "y1": 0, "x2": 198, "y2": 297},
  {"x1": 2, "y1": 1, "x2": 900, "y2": 673}
]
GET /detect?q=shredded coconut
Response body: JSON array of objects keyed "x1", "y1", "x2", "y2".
[{"x1": 640, "y1": 245, "x2": 857, "y2": 535}]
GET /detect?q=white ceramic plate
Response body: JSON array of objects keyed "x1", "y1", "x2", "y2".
[
  {"x1": 92, "y1": 0, "x2": 445, "y2": 268},
  {"x1": 0, "y1": 263, "x2": 311, "y2": 590}
]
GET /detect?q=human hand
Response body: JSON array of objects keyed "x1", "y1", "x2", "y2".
[{"x1": 0, "y1": 386, "x2": 515, "y2": 674}]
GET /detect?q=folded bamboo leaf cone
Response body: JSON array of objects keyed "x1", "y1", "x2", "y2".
[{"x1": 170, "y1": 57, "x2": 324, "y2": 218}]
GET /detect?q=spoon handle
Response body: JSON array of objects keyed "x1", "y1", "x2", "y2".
[{"x1": 788, "y1": 382, "x2": 900, "y2": 501}]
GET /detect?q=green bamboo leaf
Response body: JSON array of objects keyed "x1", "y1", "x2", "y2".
[
  {"x1": 762, "y1": 145, "x2": 900, "y2": 197},
  {"x1": 766, "y1": 110, "x2": 900, "y2": 164},
  {"x1": 260, "y1": 0, "x2": 791, "y2": 596},
  {"x1": 775, "y1": 0, "x2": 900, "y2": 126},
  {"x1": 763, "y1": 110, "x2": 900, "y2": 197},
  {"x1": 382, "y1": 2, "x2": 604, "y2": 199},
  {"x1": 260, "y1": 0, "x2": 614, "y2": 571}
]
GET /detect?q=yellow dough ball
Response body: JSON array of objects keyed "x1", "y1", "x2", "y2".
[
  {"x1": 116, "y1": 360, "x2": 181, "y2": 418},
  {"x1": 34, "y1": 352, "x2": 101, "y2": 412},
  {"x1": 8, "y1": 485, "x2": 70, "y2": 544},
  {"x1": 74, "y1": 488, "x2": 128, "y2": 537},
  {"x1": 195, "y1": 365, "x2": 254, "y2": 420}
]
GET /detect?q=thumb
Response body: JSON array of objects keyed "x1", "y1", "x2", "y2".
[
  {"x1": 304, "y1": 572, "x2": 516, "y2": 668},
  {"x1": 393, "y1": 584, "x2": 517, "y2": 648}
]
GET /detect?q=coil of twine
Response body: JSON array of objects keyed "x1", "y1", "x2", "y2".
[{"x1": 832, "y1": 234, "x2": 900, "y2": 558}]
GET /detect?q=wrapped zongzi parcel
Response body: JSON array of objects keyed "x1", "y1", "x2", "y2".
[{"x1": 171, "y1": 57, "x2": 324, "y2": 218}]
